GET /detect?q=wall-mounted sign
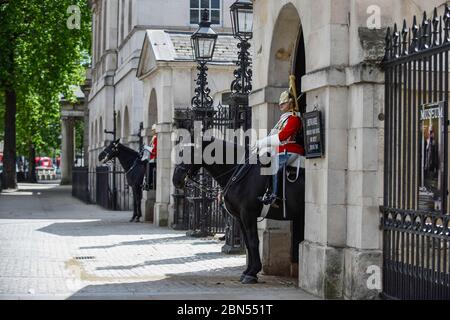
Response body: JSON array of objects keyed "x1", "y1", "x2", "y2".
[
  {"x1": 303, "y1": 110, "x2": 324, "y2": 159},
  {"x1": 418, "y1": 101, "x2": 447, "y2": 212}
]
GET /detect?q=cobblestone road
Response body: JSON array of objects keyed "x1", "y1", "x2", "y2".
[{"x1": 0, "y1": 183, "x2": 317, "y2": 300}]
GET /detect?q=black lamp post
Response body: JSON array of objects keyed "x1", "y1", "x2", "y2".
[
  {"x1": 230, "y1": 0, "x2": 253, "y2": 130},
  {"x1": 189, "y1": 9, "x2": 218, "y2": 238},
  {"x1": 221, "y1": 0, "x2": 253, "y2": 255},
  {"x1": 191, "y1": 9, "x2": 218, "y2": 129}
]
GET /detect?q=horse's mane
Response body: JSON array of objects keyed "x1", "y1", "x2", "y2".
[{"x1": 118, "y1": 143, "x2": 139, "y2": 156}]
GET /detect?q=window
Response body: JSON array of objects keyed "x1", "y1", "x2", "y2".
[{"x1": 190, "y1": 0, "x2": 221, "y2": 25}]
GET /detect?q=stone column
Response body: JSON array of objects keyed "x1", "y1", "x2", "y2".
[
  {"x1": 81, "y1": 69, "x2": 92, "y2": 168},
  {"x1": 341, "y1": 15, "x2": 386, "y2": 297},
  {"x1": 153, "y1": 122, "x2": 172, "y2": 226},
  {"x1": 298, "y1": 75, "x2": 349, "y2": 299},
  {"x1": 60, "y1": 117, "x2": 75, "y2": 185},
  {"x1": 250, "y1": 86, "x2": 295, "y2": 277},
  {"x1": 344, "y1": 64, "x2": 383, "y2": 300}
]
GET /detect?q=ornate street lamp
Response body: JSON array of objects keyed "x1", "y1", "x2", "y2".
[
  {"x1": 229, "y1": 0, "x2": 253, "y2": 127},
  {"x1": 191, "y1": 9, "x2": 218, "y2": 62},
  {"x1": 230, "y1": 0, "x2": 253, "y2": 41},
  {"x1": 191, "y1": 9, "x2": 218, "y2": 127},
  {"x1": 221, "y1": 1, "x2": 253, "y2": 255},
  {"x1": 189, "y1": 9, "x2": 218, "y2": 238}
]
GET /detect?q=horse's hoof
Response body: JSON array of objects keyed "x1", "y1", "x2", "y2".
[
  {"x1": 241, "y1": 275, "x2": 258, "y2": 284},
  {"x1": 129, "y1": 217, "x2": 135, "y2": 222},
  {"x1": 239, "y1": 274, "x2": 246, "y2": 282},
  {"x1": 135, "y1": 218, "x2": 141, "y2": 223}
]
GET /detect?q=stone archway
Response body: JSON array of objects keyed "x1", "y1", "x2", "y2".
[
  {"x1": 268, "y1": 3, "x2": 302, "y2": 88},
  {"x1": 147, "y1": 89, "x2": 157, "y2": 143},
  {"x1": 116, "y1": 111, "x2": 122, "y2": 139},
  {"x1": 141, "y1": 88, "x2": 158, "y2": 223},
  {"x1": 94, "y1": 120, "x2": 98, "y2": 146},
  {"x1": 99, "y1": 117, "x2": 103, "y2": 145},
  {"x1": 260, "y1": 2, "x2": 305, "y2": 277},
  {"x1": 123, "y1": 106, "x2": 130, "y2": 143}
]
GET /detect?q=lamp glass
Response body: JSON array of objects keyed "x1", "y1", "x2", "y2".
[{"x1": 238, "y1": 8, "x2": 253, "y2": 34}]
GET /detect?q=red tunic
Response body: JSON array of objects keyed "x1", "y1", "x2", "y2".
[
  {"x1": 276, "y1": 115, "x2": 304, "y2": 155},
  {"x1": 150, "y1": 135, "x2": 157, "y2": 161}
]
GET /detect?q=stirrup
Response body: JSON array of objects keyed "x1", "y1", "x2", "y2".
[{"x1": 258, "y1": 192, "x2": 277, "y2": 205}]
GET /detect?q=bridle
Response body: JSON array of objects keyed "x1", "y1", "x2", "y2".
[{"x1": 101, "y1": 143, "x2": 119, "y2": 166}]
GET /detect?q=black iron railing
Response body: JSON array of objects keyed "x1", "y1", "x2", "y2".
[
  {"x1": 72, "y1": 165, "x2": 133, "y2": 211},
  {"x1": 382, "y1": 6, "x2": 450, "y2": 299},
  {"x1": 72, "y1": 166, "x2": 90, "y2": 203}
]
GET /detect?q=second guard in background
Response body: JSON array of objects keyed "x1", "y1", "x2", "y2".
[{"x1": 141, "y1": 124, "x2": 157, "y2": 191}]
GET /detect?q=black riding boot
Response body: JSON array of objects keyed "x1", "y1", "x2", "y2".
[{"x1": 143, "y1": 162, "x2": 150, "y2": 191}]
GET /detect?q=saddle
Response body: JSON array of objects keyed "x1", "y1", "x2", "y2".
[
  {"x1": 285, "y1": 154, "x2": 305, "y2": 180},
  {"x1": 260, "y1": 154, "x2": 305, "y2": 217}
]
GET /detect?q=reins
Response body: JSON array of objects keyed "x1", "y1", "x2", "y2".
[{"x1": 184, "y1": 149, "x2": 259, "y2": 203}]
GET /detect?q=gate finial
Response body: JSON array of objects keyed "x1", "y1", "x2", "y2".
[
  {"x1": 393, "y1": 23, "x2": 399, "y2": 58},
  {"x1": 401, "y1": 19, "x2": 409, "y2": 55},
  {"x1": 385, "y1": 27, "x2": 392, "y2": 61},
  {"x1": 421, "y1": 11, "x2": 430, "y2": 49},
  {"x1": 411, "y1": 16, "x2": 419, "y2": 53},
  {"x1": 432, "y1": 7, "x2": 440, "y2": 46},
  {"x1": 444, "y1": 4, "x2": 450, "y2": 43}
]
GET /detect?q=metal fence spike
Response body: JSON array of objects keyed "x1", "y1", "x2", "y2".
[{"x1": 411, "y1": 15, "x2": 419, "y2": 52}]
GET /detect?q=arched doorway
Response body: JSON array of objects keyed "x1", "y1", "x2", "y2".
[
  {"x1": 267, "y1": 2, "x2": 305, "y2": 271},
  {"x1": 116, "y1": 111, "x2": 122, "y2": 139},
  {"x1": 148, "y1": 89, "x2": 157, "y2": 144},
  {"x1": 94, "y1": 120, "x2": 98, "y2": 146},
  {"x1": 123, "y1": 107, "x2": 130, "y2": 142},
  {"x1": 99, "y1": 117, "x2": 103, "y2": 145}
]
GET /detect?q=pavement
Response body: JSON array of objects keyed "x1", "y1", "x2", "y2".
[{"x1": 0, "y1": 183, "x2": 318, "y2": 300}]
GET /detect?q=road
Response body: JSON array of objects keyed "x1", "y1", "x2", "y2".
[{"x1": 0, "y1": 183, "x2": 317, "y2": 300}]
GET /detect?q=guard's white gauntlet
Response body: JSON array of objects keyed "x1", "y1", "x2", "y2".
[
  {"x1": 141, "y1": 146, "x2": 152, "y2": 161},
  {"x1": 255, "y1": 134, "x2": 281, "y2": 149}
]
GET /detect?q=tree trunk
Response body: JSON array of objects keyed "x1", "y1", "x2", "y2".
[
  {"x1": 28, "y1": 144, "x2": 37, "y2": 183},
  {"x1": 2, "y1": 89, "x2": 17, "y2": 189}
]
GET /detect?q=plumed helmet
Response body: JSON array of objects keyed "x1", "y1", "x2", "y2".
[
  {"x1": 151, "y1": 124, "x2": 156, "y2": 131},
  {"x1": 279, "y1": 90, "x2": 294, "y2": 105}
]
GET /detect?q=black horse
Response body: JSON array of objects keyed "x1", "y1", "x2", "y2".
[
  {"x1": 172, "y1": 138, "x2": 305, "y2": 284},
  {"x1": 98, "y1": 139, "x2": 146, "y2": 222}
]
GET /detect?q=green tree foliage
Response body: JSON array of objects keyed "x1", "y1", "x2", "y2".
[{"x1": 0, "y1": 0, "x2": 91, "y2": 186}]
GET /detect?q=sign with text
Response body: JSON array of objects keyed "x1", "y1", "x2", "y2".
[
  {"x1": 418, "y1": 101, "x2": 446, "y2": 212},
  {"x1": 303, "y1": 110, "x2": 324, "y2": 159}
]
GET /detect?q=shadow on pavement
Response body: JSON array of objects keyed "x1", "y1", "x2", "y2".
[
  {"x1": 36, "y1": 220, "x2": 181, "y2": 237},
  {"x1": 94, "y1": 251, "x2": 237, "y2": 271},
  {"x1": 78, "y1": 237, "x2": 219, "y2": 250},
  {"x1": 66, "y1": 268, "x2": 308, "y2": 300}
]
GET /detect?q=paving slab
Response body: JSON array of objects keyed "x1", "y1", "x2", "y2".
[{"x1": 0, "y1": 183, "x2": 318, "y2": 300}]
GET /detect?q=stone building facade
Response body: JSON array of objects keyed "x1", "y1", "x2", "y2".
[
  {"x1": 251, "y1": 0, "x2": 447, "y2": 300},
  {"x1": 86, "y1": 0, "x2": 449, "y2": 300},
  {"x1": 87, "y1": 0, "x2": 237, "y2": 220}
]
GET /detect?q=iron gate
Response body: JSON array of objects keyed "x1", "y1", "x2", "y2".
[
  {"x1": 173, "y1": 103, "x2": 246, "y2": 250},
  {"x1": 381, "y1": 7, "x2": 450, "y2": 299},
  {"x1": 72, "y1": 166, "x2": 90, "y2": 203}
]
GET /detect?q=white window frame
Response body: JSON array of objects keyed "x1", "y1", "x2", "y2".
[{"x1": 189, "y1": 0, "x2": 222, "y2": 26}]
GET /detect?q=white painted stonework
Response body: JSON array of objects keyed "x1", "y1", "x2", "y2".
[
  {"x1": 87, "y1": 0, "x2": 239, "y2": 225},
  {"x1": 250, "y1": 0, "x2": 448, "y2": 299},
  {"x1": 86, "y1": 0, "x2": 450, "y2": 300}
]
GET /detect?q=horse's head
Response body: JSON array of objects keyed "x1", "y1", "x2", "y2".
[
  {"x1": 172, "y1": 142, "x2": 202, "y2": 189},
  {"x1": 172, "y1": 136, "x2": 243, "y2": 189},
  {"x1": 98, "y1": 139, "x2": 120, "y2": 164}
]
